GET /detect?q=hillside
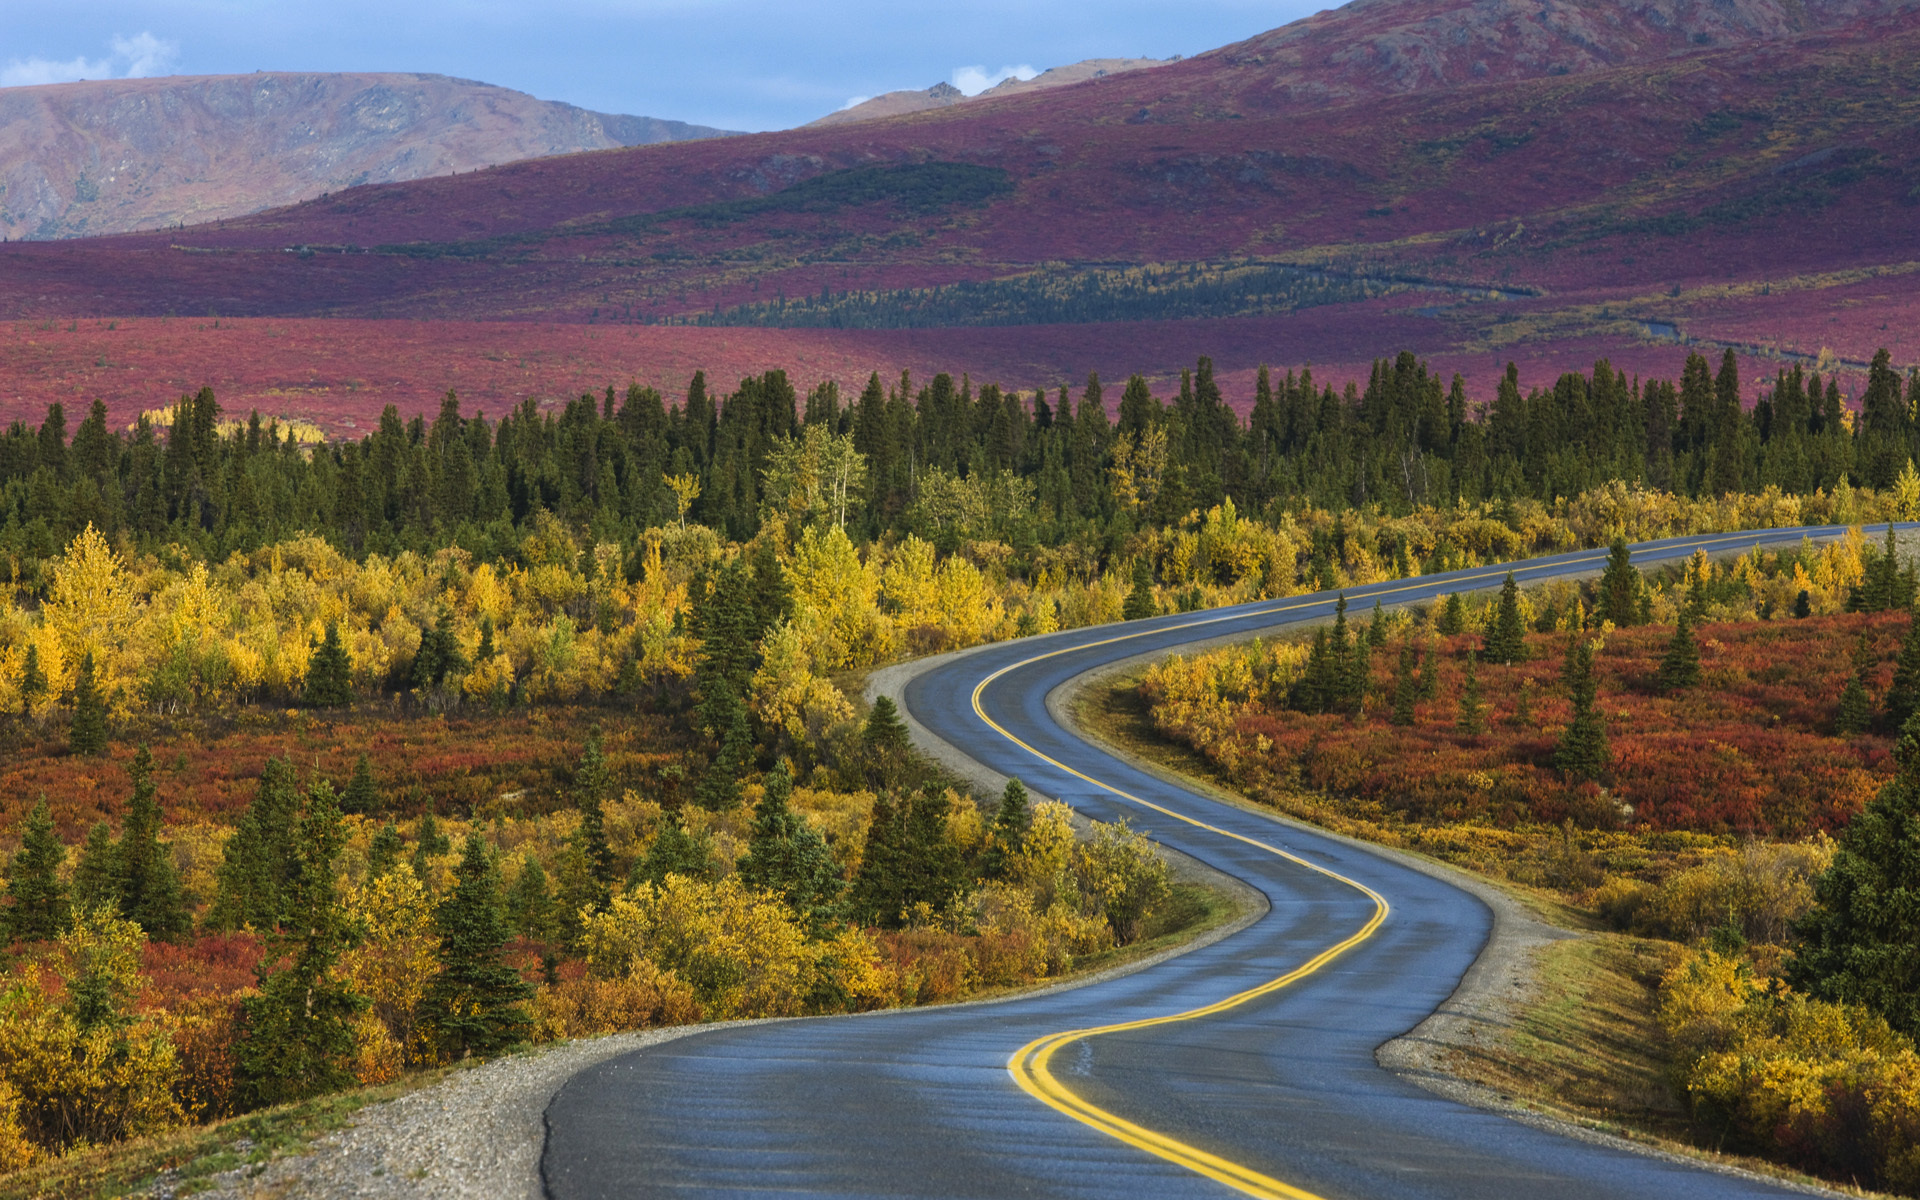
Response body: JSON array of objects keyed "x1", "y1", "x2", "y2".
[
  {"x1": 808, "y1": 58, "x2": 1171, "y2": 127},
  {"x1": 0, "y1": 72, "x2": 738, "y2": 240}
]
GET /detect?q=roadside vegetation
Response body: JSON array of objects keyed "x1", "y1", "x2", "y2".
[{"x1": 1131, "y1": 534, "x2": 1920, "y2": 1195}]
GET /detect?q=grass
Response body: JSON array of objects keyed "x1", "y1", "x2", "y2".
[{"x1": 0, "y1": 1068, "x2": 452, "y2": 1200}]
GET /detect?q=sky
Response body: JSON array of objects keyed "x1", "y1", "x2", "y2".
[{"x1": 0, "y1": 1, "x2": 1315, "y2": 131}]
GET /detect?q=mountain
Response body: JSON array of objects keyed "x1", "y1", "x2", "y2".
[
  {"x1": 809, "y1": 58, "x2": 1171, "y2": 127},
  {"x1": 0, "y1": 72, "x2": 738, "y2": 240}
]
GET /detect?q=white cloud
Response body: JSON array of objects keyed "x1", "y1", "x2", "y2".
[
  {"x1": 1, "y1": 32, "x2": 179, "y2": 89},
  {"x1": 951, "y1": 63, "x2": 1037, "y2": 95},
  {"x1": 839, "y1": 94, "x2": 871, "y2": 110}
]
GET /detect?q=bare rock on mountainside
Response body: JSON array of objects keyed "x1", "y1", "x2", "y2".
[
  {"x1": 0, "y1": 72, "x2": 738, "y2": 240},
  {"x1": 809, "y1": 58, "x2": 1171, "y2": 127}
]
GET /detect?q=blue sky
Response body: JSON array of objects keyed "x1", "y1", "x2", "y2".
[{"x1": 0, "y1": 1, "x2": 1318, "y2": 131}]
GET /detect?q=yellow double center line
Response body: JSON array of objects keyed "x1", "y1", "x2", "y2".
[{"x1": 970, "y1": 528, "x2": 1830, "y2": 1198}]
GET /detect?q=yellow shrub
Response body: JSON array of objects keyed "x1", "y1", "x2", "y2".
[{"x1": 581, "y1": 877, "x2": 818, "y2": 1020}]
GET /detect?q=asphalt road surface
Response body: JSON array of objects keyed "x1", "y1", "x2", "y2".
[{"x1": 544, "y1": 525, "x2": 1886, "y2": 1199}]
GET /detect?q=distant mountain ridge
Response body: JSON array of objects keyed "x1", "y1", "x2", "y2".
[
  {"x1": 0, "y1": 71, "x2": 738, "y2": 240},
  {"x1": 809, "y1": 58, "x2": 1173, "y2": 127}
]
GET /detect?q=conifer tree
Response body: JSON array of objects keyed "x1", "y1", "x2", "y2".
[
  {"x1": 303, "y1": 623, "x2": 353, "y2": 708},
  {"x1": 412, "y1": 811, "x2": 452, "y2": 887},
  {"x1": 422, "y1": 834, "x2": 531, "y2": 1059},
  {"x1": 1436, "y1": 593, "x2": 1467, "y2": 637},
  {"x1": 1658, "y1": 613, "x2": 1703, "y2": 691},
  {"x1": 861, "y1": 696, "x2": 911, "y2": 789},
  {"x1": 735, "y1": 764, "x2": 842, "y2": 928},
  {"x1": 899, "y1": 787, "x2": 965, "y2": 918},
  {"x1": 1596, "y1": 537, "x2": 1641, "y2": 627},
  {"x1": 237, "y1": 780, "x2": 364, "y2": 1107},
  {"x1": 18, "y1": 644, "x2": 45, "y2": 716},
  {"x1": 984, "y1": 778, "x2": 1032, "y2": 878},
  {"x1": 1837, "y1": 657, "x2": 1875, "y2": 736},
  {"x1": 1793, "y1": 590, "x2": 1813, "y2": 619},
  {"x1": 1885, "y1": 614, "x2": 1920, "y2": 731},
  {"x1": 848, "y1": 792, "x2": 906, "y2": 927},
  {"x1": 504, "y1": 857, "x2": 560, "y2": 944},
  {"x1": 1417, "y1": 636, "x2": 1439, "y2": 701},
  {"x1": 1390, "y1": 640, "x2": 1418, "y2": 726},
  {"x1": 211, "y1": 757, "x2": 305, "y2": 930},
  {"x1": 116, "y1": 746, "x2": 187, "y2": 941},
  {"x1": 338, "y1": 755, "x2": 379, "y2": 816},
  {"x1": 1456, "y1": 652, "x2": 1486, "y2": 736},
  {"x1": 696, "y1": 704, "x2": 751, "y2": 811},
  {"x1": 1554, "y1": 638, "x2": 1609, "y2": 781},
  {"x1": 71, "y1": 821, "x2": 120, "y2": 915},
  {"x1": 365, "y1": 822, "x2": 405, "y2": 880},
  {"x1": 1485, "y1": 574, "x2": 1528, "y2": 665},
  {"x1": 69, "y1": 650, "x2": 107, "y2": 756},
  {"x1": 572, "y1": 735, "x2": 619, "y2": 890},
  {"x1": 632, "y1": 818, "x2": 717, "y2": 889},
  {"x1": 1291, "y1": 628, "x2": 1332, "y2": 714},
  {"x1": 1512, "y1": 677, "x2": 1536, "y2": 727},
  {"x1": 1790, "y1": 714, "x2": 1920, "y2": 1037},
  {"x1": 6, "y1": 797, "x2": 68, "y2": 941},
  {"x1": 1366, "y1": 598, "x2": 1388, "y2": 648},
  {"x1": 1122, "y1": 556, "x2": 1157, "y2": 621}
]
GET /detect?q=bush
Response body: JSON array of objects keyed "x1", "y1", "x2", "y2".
[
  {"x1": 1635, "y1": 841, "x2": 1833, "y2": 945},
  {"x1": 1072, "y1": 820, "x2": 1172, "y2": 944}
]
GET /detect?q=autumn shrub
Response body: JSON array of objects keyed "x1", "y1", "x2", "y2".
[
  {"x1": 531, "y1": 960, "x2": 701, "y2": 1041},
  {"x1": 168, "y1": 991, "x2": 247, "y2": 1122},
  {"x1": 876, "y1": 929, "x2": 978, "y2": 1004},
  {"x1": 1633, "y1": 841, "x2": 1833, "y2": 946},
  {"x1": 1072, "y1": 820, "x2": 1173, "y2": 945}
]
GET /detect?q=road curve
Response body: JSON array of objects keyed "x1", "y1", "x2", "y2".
[{"x1": 544, "y1": 525, "x2": 1883, "y2": 1199}]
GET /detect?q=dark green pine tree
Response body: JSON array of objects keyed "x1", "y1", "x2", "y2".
[
  {"x1": 237, "y1": 780, "x2": 365, "y2": 1107},
  {"x1": 1885, "y1": 614, "x2": 1920, "y2": 732},
  {"x1": 1291, "y1": 628, "x2": 1333, "y2": 715},
  {"x1": 1790, "y1": 714, "x2": 1920, "y2": 1037},
  {"x1": 1390, "y1": 640, "x2": 1419, "y2": 727},
  {"x1": 116, "y1": 746, "x2": 188, "y2": 941},
  {"x1": 69, "y1": 650, "x2": 108, "y2": 756},
  {"x1": 1366, "y1": 598, "x2": 1388, "y2": 648},
  {"x1": 1436, "y1": 593, "x2": 1467, "y2": 637},
  {"x1": 365, "y1": 822, "x2": 406, "y2": 880},
  {"x1": 1596, "y1": 537, "x2": 1642, "y2": 628},
  {"x1": 18, "y1": 644, "x2": 45, "y2": 715},
  {"x1": 983, "y1": 778, "x2": 1032, "y2": 878},
  {"x1": 1554, "y1": 638, "x2": 1609, "y2": 781},
  {"x1": 1837, "y1": 655, "x2": 1875, "y2": 736},
  {"x1": 631, "y1": 818, "x2": 717, "y2": 889},
  {"x1": 695, "y1": 703, "x2": 751, "y2": 811},
  {"x1": 848, "y1": 791, "x2": 907, "y2": 927},
  {"x1": 1122, "y1": 556, "x2": 1157, "y2": 621},
  {"x1": 422, "y1": 834, "x2": 532, "y2": 1059},
  {"x1": 338, "y1": 755, "x2": 379, "y2": 816},
  {"x1": 735, "y1": 764, "x2": 843, "y2": 929},
  {"x1": 412, "y1": 811, "x2": 452, "y2": 886},
  {"x1": 5, "y1": 796, "x2": 69, "y2": 941},
  {"x1": 211, "y1": 757, "x2": 304, "y2": 930},
  {"x1": 898, "y1": 787, "x2": 965, "y2": 917},
  {"x1": 861, "y1": 696, "x2": 912, "y2": 790},
  {"x1": 1456, "y1": 652, "x2": 1486, "y2": 736},
  {"x1": 1658, "y1": 613, "x2": 1703, "y2": 691},
  {"x1": 1329, "y1": 595, "x2": 1364, "y2": 712},
  {"x1": 1416, "y1": 637, "x2": 1439, "y2": 700},
  {"x1": 303, "y1": 623, "x2": 354, "y2": 708},
  {"x1": 691, "y1": 560, "x2": 756, "y2": 744},
  {"x1": 1485, "y1": 574, "x2": 1528, "y2": 665},
  {"x1": 572, "y1": 734, "x2": 620, "y2": 890},
  {"x1": 504, "y1": 857, "x2": 560, "y2": 944},
  {"x1": 71, "y1": 821, "x2": 120, "y2": 914}
]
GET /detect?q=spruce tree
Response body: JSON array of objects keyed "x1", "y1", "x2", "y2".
[
  {"x1": 984, "y1": 778, "x2": 1032, "y2": 878},
  {"x1": 1485, "y1": 574, "x2": 1528, "y2": 665},
  {"x1": 303, "y1": 623, "x2": 354, "y2": 708},
  {"x1": 898, "y1": 787, "x2": 965, "y2": 918},
  {"x1": 632, "y1": 818, "x2": 717, "y2": 889},
  {"x1": 237, "y1": 780, "x2": 364, "y2": 1107},
  {"x1": 1596, "y1": 537, "x2": 1641, "y2": 627},
  {"x1": 1291, "y1": 628, "x2": 1332, "y2": 715},
  {"x1": 1837, "y1": 664, "x2": 1875, "y2": 736},
  {"x1": 116, "y1": 746, "x2": 188, "y2": 940},
  {"x1": 365, "y1": 822, "x2": 405, "y2": 879},
  {"x1": 412, "y1": 811, "x2": 452, "y2": 886},
  {"x1": 212, "y1": 757, "x2": 305, "y2": 931},
  {"x1": 1417, "y1": 636, "x2": 1439, "y2": 700},
  {"x1": 1456, "y1": 652, "x2": 1486, "y2": 736},
  {"x1": 848, "y1": 792, "x2": 906, "y2": 927},
  {"x1": 18, "y1": 644, "x2": 45, "y2": 715},
  {"x1": 338, "y1": 755, "x2": 379, "y2": 816},
  {"x1": 861, "y1": 696, "x2": 911, "y2": 789},
  {"x1": 1554, "y1": 638, "x2": 1609, "y2": 781},
  {"x1": 71, "y1": 821, "x2": 120, "y2": 915},
  {"x1": 504, "y1": 857, "x2": 560, "y2": 944},
  {"x1": 1366, "y1": 598, "x2": 1388, "y2": 648},
  {"x1": 6, "y1": 797, "x2": 68, "y2": 941},
  {"x1": 1658, "y1": 614, "x2": 1702, "y2": 691},
  {"x1": 1390, "y1": 640, "x2": 1418, "y2": 726},
  {"x1": 69, "y1": 651, "x2": 108, "y2": 756},
  {"x1": 1437, "y1": 593, "x2": 1467, "y2": 637},
  {"x1": 1122, "y1": 556, "x2": 1157, "y2": 621},
  {"x1": 572, "y1": 735, "x2": 620, "y2": 890},
  {"x1": 422, "y1": 834, "x2": 531, "y2": 1059},
  {"x1": 1885, "y1": 614, "x2": 1920, "y2": 731},
  {"x1": 1790, "y1": 715, "x2": 1920, "y2": 1036},
  {"x1": 735, "y1": 764, "x2": 843, "y2": 928},
  {"x1": 695, "y1": 703, "x2": 751, "y2": 811}
]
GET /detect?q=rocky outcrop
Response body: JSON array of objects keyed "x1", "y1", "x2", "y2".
[{"x1": 0, "y1": 72, "x2": 737, "y2": 239}]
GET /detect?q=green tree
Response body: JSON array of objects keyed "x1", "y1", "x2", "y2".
[
  {"x1": 1554, "y1": 638, "x2": 1609, "y2": 781},
  {"x1": 69, "y1": 650, "x2": 108, "y2": 756},
  {"x1": 1837, "y1": 666, "x2": 1875, "y2": 735},
  {"x1": 211, "y1": 757, "x2": 304, "y2": 930},
  {"x1": 412, "y1": 812, "x2": 452, "y2": 886},
  {"x1": 983, "y1": 778, "x2": 1032, "y2": 878},
  {"x1": 504, "y1": 857, "x2": 560, "y2": 944},
  {"x1": 1596, "y1": 537, "x2": 1642, "y2": 627},
  {"x1": 1485, "y1": 574, "x2": 1528, "y2": 665},
  {"x1": 116, "y1": 746, "x2": 188, "y2": 940},
  {"x1": 1436, "y1": 593, "x2": 1467, "y2": 637},
  {"x1": 6, "y1": 796, "x2": 68, "y2": 941},
  {"x1": 1456, "y1": 652, "x2": 1485, "y2": 736},
  {"x1": 849, "y1": 792, "x2": 907, "y2": 927},
  {"x1": 1791, "y1": 716, "x2": 1920, "y2": 1037},
  {"x1": 1885, "y1": 614, "x2": 1920, "y2": 731},
  {"x1": 303, "y1": 622, "x2": 354, "y2": 708},
  {"x1": 18, "y1": 643, "x2": 45, "y2": 714},
  {"x1": 236, "y1": 780, "x2": 364, "y2": 1107},
  {"x1": 861, "y1": 696, "x2": 912, "y2": 790},
  {"x1": 365, "y1": 822, "x2": 405, "y2": 880},
  {"x1": 338, "y1": 755, "x2": 379, "y2": 816},
  {"x1": 421, "y1": 834, "x2": 531, "y2": 1058},
  {"x1": 1122, "y1": 556, "x2": 1157, "y2": 621},
  {"x1": 71, "y1": 821, "x2": 120, "y2": 915},
  {"x1": 1389, "y1": 640, "x2": 1418, "y2": 726},
  {"x1": 1658, "y1": 614, "x2": 1702, "y2": 691},
  {"x1": 735, "y1": 764, "x2": 843, "y2": 928},
  {"x1": 572, "y1": 735, "x2": 620, "y2": 890},
  {"x1": 632, "y1": 818, "x2": 717, "y2": 889},
  {"x1": 696, "y1": 704, "x2": 751, "y2": 812}
]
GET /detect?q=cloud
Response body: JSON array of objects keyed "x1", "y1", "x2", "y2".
[
  {"x1": 1, "y1": 32, "x2": 179, "y2": 89},
  {"x1": 951, "y1": 63, "x2": 1037, "y2": 96},
  {"x1": 839, "y1": 95, "x2": 872, "y2": 110}
]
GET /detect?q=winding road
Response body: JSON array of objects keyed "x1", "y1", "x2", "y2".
[{"x1": 543, "y1": 526, "x2": 1884, "y2": 1199}]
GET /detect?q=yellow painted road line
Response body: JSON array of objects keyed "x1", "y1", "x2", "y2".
[{"x1": 975, "y1": 528, "x2": 1834, "y2": 1198}]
